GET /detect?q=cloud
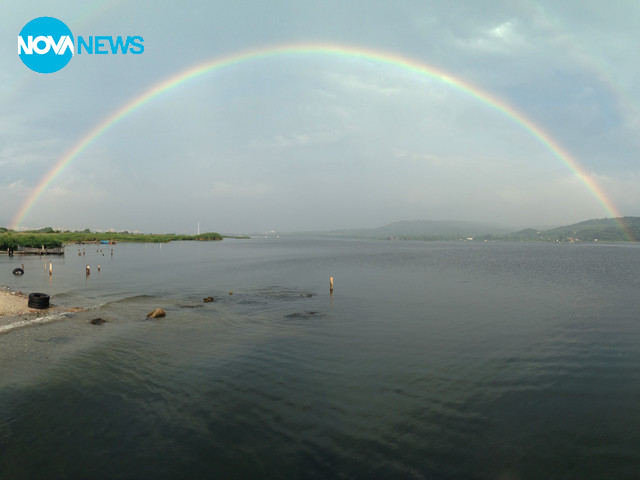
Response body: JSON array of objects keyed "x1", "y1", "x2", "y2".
[
  {"x1": 324, "y1": 72, "x2": 401, "y2": 96},
  {"x1": 460, "y1": 20, "x2": 527, "y2": 54},
  {"x1": 592, "y1": 171, "x2": 640, "y2": 215},
  {"x1": 2, "y1": 1, "x2": 639, "y2": 232},
  {"x1": 192, "y1": 181, "x2": 275, "y2": 199},
  {"x1": 253, "y1": 130, "x2": 345, "y2": 148}
]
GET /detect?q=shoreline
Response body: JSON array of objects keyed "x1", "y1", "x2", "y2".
[
  {"x1": 0, "y1": 288, "x2": 85, "y2": 333},
  {"x1": 0, "y1": 288, "x2": 47, "y2": 334},
  {"x1": 0, "y1": 288, "x2": 38, "y2": 319}
]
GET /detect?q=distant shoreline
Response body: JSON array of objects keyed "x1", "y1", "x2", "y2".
[{"x1": 0, "y1": 231, "x2": 224, "y2": 251}]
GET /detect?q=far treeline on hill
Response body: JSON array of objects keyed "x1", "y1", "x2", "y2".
[
  {"x1": 0, "y1": 227, "x2": 223, "y2": 250},
  {"x1": 327, "y1": 217, "x2": 640, "y2": 243},
  {"x1": 476, "y1": 217, "x2": 640, "y2": 243}
]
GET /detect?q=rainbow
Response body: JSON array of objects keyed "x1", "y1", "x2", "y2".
[{"x1": 9, "y1": 42, "x2": 634, "y2": 239}]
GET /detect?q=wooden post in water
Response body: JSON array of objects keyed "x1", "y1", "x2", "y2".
[
  {"x1": 98, "y1": 264, "x2": 101, "y2": 272},
  {"x1": 49, "y1": 261, "x2": 52, "y2": 276},
  {"x1": 330, "y1": 276, "x2": 334, "y2": 294},
  {"x1": 86, "y1": 265, "x2": 90, "y2": 276}
]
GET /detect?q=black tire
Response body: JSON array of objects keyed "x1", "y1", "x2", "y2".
[
  {"x1": 12, "y1": 267, "x2": 24, "y2": 275},
  {"x1": 28, "y1": 292, "x2": 50, "y2": 309}
]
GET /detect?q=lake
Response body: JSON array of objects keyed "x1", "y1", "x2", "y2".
[{"x1": 1, "y1": 238, "x2": 640, "y2": 479}]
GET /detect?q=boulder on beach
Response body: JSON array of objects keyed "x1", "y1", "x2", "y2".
[{"x1": 146, "y1": 308, "x2": 166, "y2": 318}]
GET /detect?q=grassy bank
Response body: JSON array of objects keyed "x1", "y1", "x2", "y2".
[{"x1": 0, "y1": 229, "x2": 222, "y2": 250}]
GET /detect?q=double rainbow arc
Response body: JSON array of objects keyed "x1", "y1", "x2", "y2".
[{"x1": 10, "y1": 42, "x2": 631, "y2": 239}]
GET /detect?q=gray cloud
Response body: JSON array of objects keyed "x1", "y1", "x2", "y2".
[{"x1": 2, "y1": 0, "x2": 639, "y2": 232}]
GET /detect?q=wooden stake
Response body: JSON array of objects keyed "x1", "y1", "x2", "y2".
[
  {"x1": 86, "y1": 265, "x2": 90, "y2": 276},
  {"x1": 49, "y1": 261, "x2": 52, "y2": 276},
  {"x1": 330, "y1": 276, "x2": 334, "y2": 294}
]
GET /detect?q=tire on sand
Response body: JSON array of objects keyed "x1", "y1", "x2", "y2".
[{"x1": 28, "y1": 292, "x2": 50, "y2": 309}]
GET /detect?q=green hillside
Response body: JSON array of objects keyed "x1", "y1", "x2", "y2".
[{"x1": 478, "y1": 217, "x2": 640, "y2": 243}]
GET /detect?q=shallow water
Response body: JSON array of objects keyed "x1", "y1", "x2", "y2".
[{"x1": 1, "y1": 239, "x2": 640, "y2": 478}]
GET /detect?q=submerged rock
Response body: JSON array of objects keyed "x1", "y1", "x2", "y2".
[
  {"x1": 90, "y1": 317, "x2": 106, "y2": 325},
  {"x1": 146, "y1": 308, "x2": 166, "y2": 318},
  {"x1": 285, "y1": 311, "x2": 324, "y2": 319},
  {"x1": 203, "y1": 296, "x2": 214, "y2": 303}
]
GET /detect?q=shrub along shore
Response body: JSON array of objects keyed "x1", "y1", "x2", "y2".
[{"x1": 0, "y1": 228, "x2": 223, "y2": 250}]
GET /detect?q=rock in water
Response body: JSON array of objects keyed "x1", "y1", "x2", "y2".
[
  {"x1": 203, "y1": 296, "x2": 214, "y2": 303},
  {"x1": 146, "y1": 308, "x2": 166, "y2": 318},
  {"x1": 90, "y1": 317, "x2": 106, "y2": 325}
]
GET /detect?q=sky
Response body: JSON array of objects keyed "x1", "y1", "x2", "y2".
[{"x1": 2, "y1": 0, "x2": 640, "y2": 234}]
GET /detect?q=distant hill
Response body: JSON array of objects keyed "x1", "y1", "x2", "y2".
[
  {"x1": 325, "y1": 220, "x2": 516, "y2": 240},
  {"x1": 317, "y1": 217, "x2": 640, "y2": 242},
  {"x1": 477, "y1": 217, "x2": 640, "y2": 243}
]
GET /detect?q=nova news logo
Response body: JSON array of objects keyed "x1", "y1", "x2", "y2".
[{"x1": 18, "y1": 16, "x2": 144, "y2": 74}]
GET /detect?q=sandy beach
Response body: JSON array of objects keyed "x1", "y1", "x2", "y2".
[
  {"x1": 0, "y1": 288, "x2": 67, "y2": 334},
  {"x1": 0, "y1": 288, "x2": 35, "y2": 318},
  {"x1": 0, "y1": 288, "x2": 86, "y2": 334}
]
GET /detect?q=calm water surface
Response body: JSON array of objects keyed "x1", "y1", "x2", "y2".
[{"x1": 1, "y1": 238, "x2": 639, "y2": 479}]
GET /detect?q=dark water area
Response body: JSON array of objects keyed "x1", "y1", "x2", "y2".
[{"x1": 1, "y1": 239, "x2": 640, "y2": 479}]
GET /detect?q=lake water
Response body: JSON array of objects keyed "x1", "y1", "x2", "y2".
[{"x1": 1, "y1": 238, "x2": 640, "y2": 479}]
